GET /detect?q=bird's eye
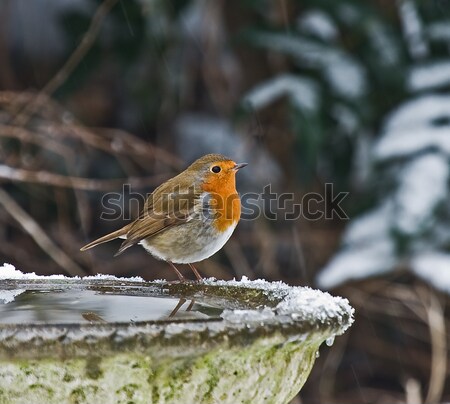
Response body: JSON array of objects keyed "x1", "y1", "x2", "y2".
[{"x1": 211, "y1": 165, "x2": 221, "y2": 173}]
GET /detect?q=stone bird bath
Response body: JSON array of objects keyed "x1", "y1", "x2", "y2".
[{"x1": 0, "y1": 264, "x2": 353, "y2": 403}]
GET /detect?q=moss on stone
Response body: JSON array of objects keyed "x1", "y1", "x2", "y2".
[
  {"x1": 63, "y1": 373, "x2": 75, "y2": 382},
  {"x1": 70, "y1": 386, "x2": 86, "y2": 403},
  {"x1": 203, "y1": 363, "x2": 220, "y2": 402},
  {"x1": 0, "y1": 331, "x2": 331, "y2": 403},
  {"x1": 69, "y1": 385, "x2": 99, "y2": 404},
  {"x1": 0, "y1": 279, "x2": 353, "y2": 403},
  {"x1": 116, "y1": 383, "x2": 139, "y2": 400},
  {"x1": 85, "y1": 356, "x2": 103, "y2": 380}
]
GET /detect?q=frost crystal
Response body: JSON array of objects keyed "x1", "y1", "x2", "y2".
[{"x1": 275, "y1": 286, "x2": 354, "y2": 331}]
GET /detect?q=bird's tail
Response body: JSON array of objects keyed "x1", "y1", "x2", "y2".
[{"x1": 80, "y1": 225, "x2": 130, "y2": 251}]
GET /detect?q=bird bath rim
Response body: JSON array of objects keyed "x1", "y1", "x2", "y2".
[
  {"x1": 0, "y1": 265, "x2": 355, "y2": 403},
  {"x1": 0, "y1": 269, "x2": 354, "y2": 361}
]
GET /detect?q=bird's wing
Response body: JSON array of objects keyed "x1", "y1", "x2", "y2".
[{"x1": 115, "y1": 181, "x2": 201, "y2": 256}]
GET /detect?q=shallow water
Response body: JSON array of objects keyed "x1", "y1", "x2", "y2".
[{"x1": 0, "y1": 289, "x2": 223, "y2": 324}]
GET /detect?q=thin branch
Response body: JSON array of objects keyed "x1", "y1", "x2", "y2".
[
  {"x1": 0, "y1": 124, "x2": 75, "y2": 162},
  {"x1": 416, "y1": 286, "x2": 447, "y2": 404},
  {"x1": 0, "y1": 164, "x2": 169, "y2": 191},
  {"x1": 0, "y1": 188, "x2": 85, "y2": 277},
  {"x1": 12, "y1": 0, "x2": 119, "y2": 126},
  {"x1": 94, "y1": 127, "x2": 183, "y2": 169},
  {"x1": 405, "y1": 378, "x2": 422, "y2": 404},
  {"x1": 39, "y1": 123, "x2": 182, "y2": 170}
]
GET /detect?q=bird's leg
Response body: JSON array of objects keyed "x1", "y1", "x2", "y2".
[
  {"x1": 185, "y1": 299, "x2": 195, "y2": 312},
  {"x1": 188, "y1": 263, "x2": 203, "y2": 281},
  {"x1": 168, "y1": 262, "x2": 185, "y2": 281},
  {"x1": 169, "y1": 297, "x2": 186, "y2": 318}
]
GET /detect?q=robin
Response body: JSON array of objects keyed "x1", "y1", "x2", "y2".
[{"x1": 80, "y1": 154, "x2": 247, "y2": 281}]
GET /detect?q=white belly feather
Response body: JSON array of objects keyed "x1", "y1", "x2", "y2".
[{"x1": 140, "y1": 220, "x2": 237, "y2": 264}]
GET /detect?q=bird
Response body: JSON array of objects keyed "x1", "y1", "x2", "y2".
[{"x1": 80, "y1": 154, "x2": 247, "y2": 281}]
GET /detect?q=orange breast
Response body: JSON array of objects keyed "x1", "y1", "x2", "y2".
[{"x1": 201, "y1": 171, "x2": 241, "y2": 232}]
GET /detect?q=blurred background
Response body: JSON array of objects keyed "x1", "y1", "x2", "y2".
[{"x1": 0, "y1": 0, "x2": 449, "y2": 402}]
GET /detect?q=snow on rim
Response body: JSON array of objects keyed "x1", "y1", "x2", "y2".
[
  {"x1": 0, "y1": 263, "x2": 144, "y2": 282},
  {"x1": 1, "y1": 264, "x2": 354, "y2": 333},
  {"x1": 203, "y1": 276, "x2": 354, "y2": 332}
]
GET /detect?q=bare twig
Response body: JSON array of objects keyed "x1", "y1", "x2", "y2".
[
  {"x1": 405, "y1": 378, "x2": 422, "y2": 404},
  {"x1": 0, "y1": 188, "x2": 85, "y2": 277},
  {"x1": 416, "y1": 286, "x2": 447, "y2": 404},
  {"x1": 94, "y1": 128, "x2": 183, "y2": 169},
  {"x1": 0, "y1": 91, "x2": 70, "y2": 120},
  {"x1": 38, "y1": 123, "x2": 182, "y2": 170},
  {"x1": 292, "y1": 226, "x2": 309, "y2": 283},
  {"x1": 12, "y1": 0, "x2": 119, "y2": 126},
  {"x1": 0, "y1": 124, "x2": 75, "y2": 162},
  {"x1": 0, "y1": 164, "x2": 169, "y2": 191}
]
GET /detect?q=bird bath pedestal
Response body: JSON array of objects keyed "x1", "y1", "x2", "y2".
[{"x1": 0, "y1": 266, "x2": 353, "y2": 403}]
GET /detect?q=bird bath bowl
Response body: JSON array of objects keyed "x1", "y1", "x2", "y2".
[{"x1": 0, "y1": 265, "x2": 353, "y2": 403}]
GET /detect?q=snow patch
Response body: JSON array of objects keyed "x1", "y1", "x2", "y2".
[
  {"x1": 297, "y1": 10, "x2": 338, "y2": 42},
  {"x1": 411, "y1": 253, "x2": 450, "y2": 293},
  {"x1": 0, "y1": 263, "x2": 144, "y2": 282},
  {"x1": 374, "y1": 126, "x2": 450, "y2": 160},
  {"x1": 392, "y1": 154, "x2": 448, "y2": 235},
  {"x1": 342, "y1": 202, "x2": 392, "y2": 246},
  {"x1": 248, "y1": 31, "x2": 367, "y2": 99},
  {"x1": 204, "y1": 276, "x2": 354, "y2": 332},
  {"x1": 203, "y1": 276, "x2": 354, "y2": 333},
  {"x1": 398, "y1": 0, "x2": 428, "y2": 59},
  {"x1": 375, "y1": 95, "x2": 450, "y2": 160},
  {"x1": 275, "y1": 286, "x2": 354, "y2": 328},
  {"x1": 203, "y1": 276, "x2": 293, "y2": 300},
  {"x1": 408, "y1": 61, "x2": 450, "y2": 91},
  {"x1": 383, "y1": 95, "x2": 450, "y2": 132},
  {"x1": 242, "y1": 74, "x2": 319, "y2": 112},
  {"x1": 0, "y1": 289, "x2": 25, "y2": 304},
  {"x1": 317, "y1": 239, "x2": 396, "y2": 289}
]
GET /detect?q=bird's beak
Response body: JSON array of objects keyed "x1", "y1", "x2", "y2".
[{"x1": 233, "y1": 162, "x2": 248, "y2": 171}]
